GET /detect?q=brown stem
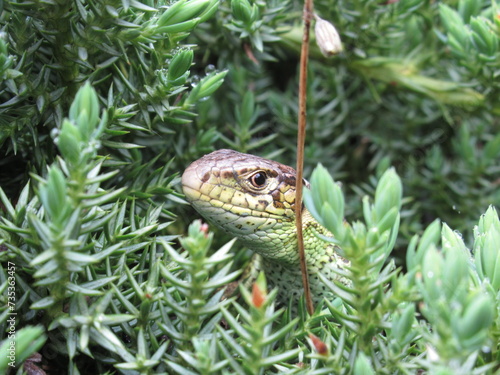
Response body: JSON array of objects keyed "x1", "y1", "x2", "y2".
[{"x1": 296, "y1": 0, "x2": 314, "y2": 315}]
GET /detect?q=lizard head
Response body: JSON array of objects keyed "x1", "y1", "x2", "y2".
[{"x1": 182, "y1": 149, "x2": 303, "y2": 261}]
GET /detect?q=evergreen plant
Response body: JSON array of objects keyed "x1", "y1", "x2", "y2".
[{"x1": 0, "y1": 0, "x2": 499, "y2": 374}]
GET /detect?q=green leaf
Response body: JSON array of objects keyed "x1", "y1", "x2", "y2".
[
  {"x1": 39, "y1": 166, "x2": 70, "y2": 224},
  {"x1": 353, "y1": 352, "x2": 375, "y2": 375},
  {"x1": 168, "y1": 49, "x2": 193, "y2": 82},
  {"x1": 197, "y1": 0, "x2": 219, "y2": 23},
  {"x1": 261, "y1": 318, "x2": 299, "y2": 345},
  {"x1": 69, "y1": 82, "x2": 100, "y2": 141},
  {"x1": 166, "y1": 361, "x2": 199, "y2": 375},
  {"x1": 81, "y1": 187, "x2": 127, "y2": 208},
  {"x1": 421, "y1": 245, "x2": 444, "y2": 301},
  {"x1": 158, "y1": 0, "x2": 210, "y2": 27},
  {"x1": 483, "y1": 133, "x2": 500, "y2": 163},
  {"x1": 439, "y1": 4, "x2": 465, "y2": 33},
  {"x1": 374, "y1": 168, "x2": 402, "y2": 223},
  {"x1": 186, "y1": 70, "x2": 228, "y2": 105},
  {"x1": 58, "y1": 119, "x2": 82, "y2": 164},
  {"x1": 231, "y1": 0, "x2": 254, "y2": 24},
  {"x1": 409, "y1": 219, "x2": 441, "y2": 270},
  {"x1": 391, "y1": 303, "x2": 416, "y2": 344},
  {"x1": 458, "y1": 0, "x2": 482, "y2": 22},
  {"x1": 99, "y1": 314, "x2": 136, "y2": 325},
  {"x1": 130, "y1": 0, "x2": 157, "y2": 12},
  {"x1": 456, "y1": 293, "x2": 494, "y2": 345},
  {"x1": 76, "y1": 276, "x2": 119, "y2": 290},
  {"x1": 31, "y1": 296, "x2": 56, "y2": 309},
  {"x1": 470, "y1": 17, "x2": 498, "y2": 57},
  {"x1": 0, "y1": 326, "x2": 46, "y2": 371},
  {"x1": 66, "y1": 283, "x2": 104, "y2": 296},
  {"x1": 64, "y1": 251, "x2": 98, "y2": 264},
  {"x1": 156, "y1": 18, "x2": 201, "y2": 34},
  {"x1": 30, "y1": 249, "x2": 57, "y2": 266},
  {"x1": 304, "y1": 163, "x2": 345, "y2": 239},
  {"x1": 259, "y1": 347, "x2": 302, "y2": 366},
  {"x1": 220, "y1": 306, "x2": 252, "y2": 342},
  {"x1": 476, "y1": 226, "x2": 500, "y2": 290},
  {"x1": 0, "y1": 187, "x2": 16, "y2": 219}
]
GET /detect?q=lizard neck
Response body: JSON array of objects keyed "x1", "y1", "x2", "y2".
[
  {"x1": 238, "y1": 209, "x2": 337, "y2": 267},
  {"x1": 250, "y1": 209, "x2": 350, "y2": 304},
  {"x1": 236, "y1": 219, "x2": 299, "y2": 266}
]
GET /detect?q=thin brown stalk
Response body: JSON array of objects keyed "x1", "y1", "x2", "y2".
[{"x1": 296, "y1": 0, "x2": 314, "y2": 316}]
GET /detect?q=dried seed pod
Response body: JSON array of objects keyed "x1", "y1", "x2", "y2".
[{"x1": 314, "y1": 14, "x2": 343, "y2": 57}]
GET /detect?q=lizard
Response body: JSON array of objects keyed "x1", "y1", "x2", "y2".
[{"x1": 181, "y1": 149, "x2": 350, "y2": 306}]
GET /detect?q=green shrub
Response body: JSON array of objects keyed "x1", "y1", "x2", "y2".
[{"x1": 0, "y1": 0, "x2": 499, "y2": 374}]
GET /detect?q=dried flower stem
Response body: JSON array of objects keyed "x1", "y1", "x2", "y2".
[{"x1": 296, "y1": 0, "x2": 314, "y2": 316}]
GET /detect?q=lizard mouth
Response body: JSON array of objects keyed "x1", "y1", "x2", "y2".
[{"x1": 181, "y1": 162, "x2": 205, "y2": 204}]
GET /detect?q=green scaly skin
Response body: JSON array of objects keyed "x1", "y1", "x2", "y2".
[{"x1": 182, "y1": 149, "x2": 349, "y2": 306}]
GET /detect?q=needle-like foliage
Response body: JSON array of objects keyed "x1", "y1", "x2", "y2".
[{"x1": 0, "y1": 0, "x2": 499, "y2": 374}]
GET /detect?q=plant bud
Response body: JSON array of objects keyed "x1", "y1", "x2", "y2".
[
  {"x1": 158, "y1": 0, "x2": 210, "y2": 27},
  {"x1": 252, "y1": 272, "x2": 267, "y2": 308},
  {"x1": 470, "y1": 17, "x2": 498, "y2": 57},
  {"x1": 231, "y1": 0, "x2": 255, "y2": 24},
  {"x1": 309, "y1": 333, "x2": 328, "y2": 355},
  {"x1": 374, "y1": 168, "x2": 402, "y2": 224},
  {"x1": 168, "y1": 49, "x2": 193, "y2": 84},
  {"x1": 69, "y1": 83, "x2": 99, "y2": 142},
  {"x1": 314, "y1": 14, "x2": 343, "y2": 57},
  {"x1": 252, "y1": 283, "x2": 265, "y2": 308},
  {"x1": 304, "y1": 163, "x2": 345, "y2": 240}
]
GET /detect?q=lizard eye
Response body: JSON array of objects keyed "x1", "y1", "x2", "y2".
[{"x1": 249, "y1": 172, "x2": 267, "y2": 188}]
